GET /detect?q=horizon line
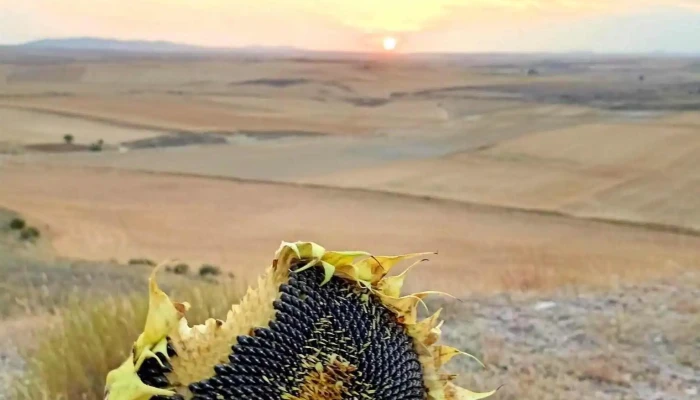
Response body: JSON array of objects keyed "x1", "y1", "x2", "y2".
[{"x1": 2, "y1": 36, "x2": 700, "y2": 58}]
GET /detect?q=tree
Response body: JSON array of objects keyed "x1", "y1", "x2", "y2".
[{"x1": 63, "y1": 134, "x2": 74, "y2": 145}]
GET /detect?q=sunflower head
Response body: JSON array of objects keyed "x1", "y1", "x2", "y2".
[{"x1": 104, "y1": 241, "x2": 497, "y2": 400}]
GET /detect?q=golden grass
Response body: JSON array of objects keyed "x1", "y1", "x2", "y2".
[{"x1": 10, "y1": 278, "x2": 242, "y2": 400}]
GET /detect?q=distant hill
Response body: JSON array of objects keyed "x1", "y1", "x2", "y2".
[
  {"x1": 20, "y1": 37, "x2": 217, "y2": 53},
  {"x1": 9, "y1": 37, "x2": 380, "y2": 62},
  {"x1": 19, "y1": 37, "x2": 311, "y2": 56}
]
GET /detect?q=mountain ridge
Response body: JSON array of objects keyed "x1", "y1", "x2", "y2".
[{"x1": 19, "y1": 37, "x2": 304, "y2": 55}]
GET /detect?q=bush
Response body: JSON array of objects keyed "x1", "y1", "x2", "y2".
[
  {"x1": 9, "y1": 217, "x2": 26, "y2": 230},
  {"x1": 11, "y1": 281, "x2": 242, "y2": 400},
  {"x1": 63, "y1": 134, "x2": 74, "y2": 145},
  {"x1": 173, "y1": 263, "x2": 190, "y2": 275},
  {"x1": 128, "y1": 258, "x2": 156, "y2": 267},
  {"x1": 89, "y1": 139, "x2": 104, "y2": 152},
  {"x1": 19, "y1": 226, "x2": 40, "y2": 241},
  {"x1": 199, "y1": 264, "x2": 221, "y2": 277}
]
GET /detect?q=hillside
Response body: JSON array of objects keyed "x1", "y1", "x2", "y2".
[
  {"x1": 17, "y1": 37, "x2": 309, "y2": 56},
  {"x1": 20, "y1": 37, "x2": 215, "y2": 53}
]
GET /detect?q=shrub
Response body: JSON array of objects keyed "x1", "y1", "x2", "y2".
[
  {"x1": 9, "y1": 217, "x2": 26, "y2": 230},
  {"x1": 199, "y1": 264, "x2": 221, "y2": 277},
  {"x1": 19, "y1": 226, "x2": 40, "y2": 241},
  {"x1": 127, "y1": 258, "x2": 156, "y2": 267},
  {"x1": 11, "y1": 281, "x2": 242, "y2": 400},
  {"x1": 173, "y1": 263, "x2": 190, "y2": 275},
  {"x1": 63, "y1": 134, "x2": 74, "y2": 145},
  {"x1": 89, "y1": 139, "x2": 104, "y2": 152}
]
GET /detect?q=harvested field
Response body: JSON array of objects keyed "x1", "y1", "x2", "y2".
[
  {"x1": 0, "y1": 163, "x2": 698, "y2": 296},
  {"x1": 3, "y1": 53, "x2": 700, "y2": 291},
  {"x1": 0, "y1": 107, "x2": 161, "y2": 153},
  {"x1": 301, "y1": 121, "x2": 700, "y2": 231},
  {"x1": 2, "y1": 51, "x2": 700, "y2": 400}
]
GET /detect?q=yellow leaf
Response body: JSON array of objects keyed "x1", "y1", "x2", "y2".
[
  {"x1": 274, "y1": 241, "x2": 301, "y2": 270},
  {"x1": 407, "y1": 309, "x2": 442, "y2": 344},
  {"x1": 375, "y1": 293, "x2": 423, "y2": 325},
  {"x1": 322, "y1": 250, "x2": 371, "y2": 266},
  {"x1": 353, "y1": 252, "x2": 436, "y2": 283},
  {"x1": 413, "y1": 290, "x2": 458, "y2": 301},
  {"x1": 334, "y1": 264, "x2": 361, "y2": 281},
  {"x1": 434, "y1": 345, "x2": 485, "y2": 369},
  {"x1": 319, "y1": 261, "x2": 337, "y2": 286},
  {"x1": 352, "y1": 259, "x2": 385, "y2": 282},
  {"x1": 105, "y1": 356, "x2": 175, "y2": 400},
  {"x1": 444, "y1": 382, "x2": 497, "y2": 400},
  {"x1": 295, "y1": 242, "x2": 327, "y2": 260},
  {"x1": 377, "y1": 258, "x2": 429, "y2": 298},
  {"x1": 134, "y1": 266, "x2": 186, "y2": 360}
]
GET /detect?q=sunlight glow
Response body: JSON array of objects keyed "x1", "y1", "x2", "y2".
[{"x1": 383, "y1": 36, "x2": 398, "y2": 51}]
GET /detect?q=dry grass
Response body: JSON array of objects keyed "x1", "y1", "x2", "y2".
[
  {"x1": 0, "y1": 210, "x2": 244, "y2": 399},
  {"x1": 0, "y1": 249, "x2": 149, "y2": 319},
  {"x1": 575, "y1": 354, "x2": 632, "y2": 387},
  {"x1": 9, "y1": 278, "x2": 242, "y2": 400}
]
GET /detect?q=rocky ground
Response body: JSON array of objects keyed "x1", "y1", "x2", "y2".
[{"x1": 435, "y1": 271, "x2": 700, "y2": 400}]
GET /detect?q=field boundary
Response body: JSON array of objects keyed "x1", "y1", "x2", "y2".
[
  {"x1": 34, "y1": 162, "x2": 700, "y2": 239},
  {"x1": 0, "y1": 104, "x2": 177, "y2": 133}
]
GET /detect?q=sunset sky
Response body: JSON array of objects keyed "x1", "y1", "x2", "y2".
[{"x1": 1, "y1": 0, "x2": 700, "y2": 53}]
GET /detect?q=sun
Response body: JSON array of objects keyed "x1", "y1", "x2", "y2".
[{"x1": 382, "y1": 36, "x2": 398, "y2": 51}]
